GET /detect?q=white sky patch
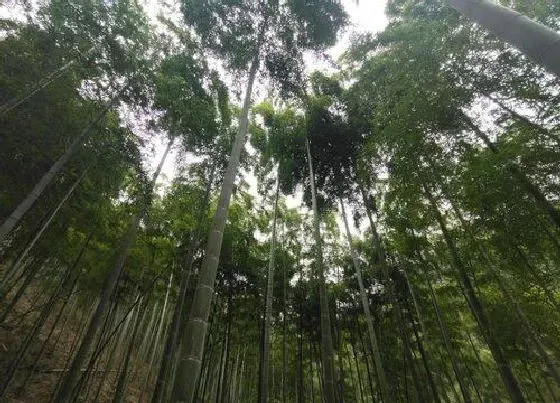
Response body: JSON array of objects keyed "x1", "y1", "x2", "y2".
[{"x1": 307, "y1": 0, "x2": 388, "y2": 67}]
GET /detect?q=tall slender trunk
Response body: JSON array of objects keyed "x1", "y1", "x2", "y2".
[
  {"x1": 297, "y1": 251, "x2": 305, "y2": 403},
  {"x1": 49, "y1": 298, "x2": 97, "y2": 403},
  {"x1": 348, "y1": 325, "x2": 365, "y2": 403},
  {"x1": 54, "y1": 138, "x2": 173, "y2": 401},
  {"x1": 208, "y1": 358, "x2": 220, "y2": 402},
  {"x1": 85, "y1": 307, "x2": 122, "y2": 402},
  {"x1": 20, "y1": 280, "x2": 78, "y2": 391},
  {"x1": 348, "y1": 338, "x2": 366, "y2": 402},
  {"x1": 343, "y1": 342, "x2": 358, "y2": 402},
  {"x1": 79, "y1": 292, "x2": 121, "y2": 395},
  {"x1": 457, "y1": 348, "x2": 484, "y2": 403},
  {"x1": 358, "y1": 184, "x2": 388, "y2": 274},
  {"x1": 194, "y1": 296, "x2": 219, "y2": 401},
  {"x1": 511, "y1": 245, "x2": 560, "y2": 312},
  {"x1": 92, "y1": 316, "x2": 124, "y2": 403},
  {"x1": 113, "y1": 295, "x2": 147, "y2": 403},
  {"x1": 271, "y1": 332, "x2": 276, "y2": 400},
  {"x1": 220, "y1": 285, "x2": 233, "y2": 403},
  {"x1": 0, "y1": 101, "x2": 115, "y2": 243},
  {"x1": 312, "y1": 337, "x2": 325, "y2": 398},
  {"x1": 238, "y1": 350, "x2": 247, "y2": 401},
  {"x1": 10, "y1": 170, "x2": 86, "y2": 276},
  {"x1": 492, "y1": 265, "x2": 560, "y2": 387},
  {"x1": 151, "y1": 161, "x2": 216, "y2": 403},
  {"x1": 0, "y1": 265, "x2": 71, "y2": 397},
  {"x1": 396, "y1": 300, "x2": 425, "y2": 402},
  {"x1": 333, "y1": 307, "x2": 345, "y2": 402},
  {"x1": 446, "y1": 0, "x2": 560, "y2": 77},
  {"x1": 403, "y1": 289, "x2": 440, "y2": 403},
  {"x1": 142, "y1": 272, "x2": 174, "y2": 397},
  {"x1": 421, "y1": 260, "x2": 472, "y2": 403},
  {"x1": 440, "y1": 356, "x2": 463, "y2": 403},
  {"x1": 238, "y1": 350, "x2": 246, "y2": 402},
  {"x1": 305, "y1": 138, "x2": 336, "y2": 403},
  {"x1": 423, "y1": 184, "x2": 525, "y2": 403},
  {"x1": 282, "y1": 229, "x2": 287, "y2": 403},
  {"x1": 352, "y1": 307, "x2": 377, "y2": 402},
  {"x1": 230, "y1": 347, "x2": 241, "y2": 403},
  {"x1": 216, "y1": 311, "x2": 228, "y2": 403},
  {"x1": 340, "y1": 198, "x2": 391, "y2": 402},
  {"x1": 402, "y1": 270, "x2": 426, "y2": 342},
  {"x1": 259, "y1": 172, "x2": 280, "y2": 403},
  {"x1": 444, "y1": 190, "x2": 560, "y2": 388},
  {"x1": 0, "y1": 259, "x2": 41, "y2": 324},
  {"x1": 522, "y1": 361, "x2": 548, "y2": 402},
  {"x1": 172, "y1": 25, "x2": 265, "y2": 401},
  {"x1": 481, "y1": 93, "x2": 560, "y2": 144},
  {"x1": 309, "y1": 333, "x2": 316, "y2": 403},
  {"x1": 0, "y1": 46, "x2": 98, "y2": 115},
  {"x1": 200, "y1": 332, "x2": 216, "y2": 401}
]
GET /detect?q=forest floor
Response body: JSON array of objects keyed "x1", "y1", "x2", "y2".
[{"x1": 0, "y1": 288, "x2": 148, "y2": 402}]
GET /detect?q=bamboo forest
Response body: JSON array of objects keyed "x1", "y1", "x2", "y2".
[{"x1": 4, "y1": 0, "x2": 560, "y2": 402}]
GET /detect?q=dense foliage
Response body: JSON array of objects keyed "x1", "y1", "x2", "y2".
[{"x1": 1, "y1": 0, "x2": 560, "y2": 402}]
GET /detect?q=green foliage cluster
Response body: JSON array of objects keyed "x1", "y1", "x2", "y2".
[{"x1": 2, "y1": 0, "x2": 560, "y2": 402}]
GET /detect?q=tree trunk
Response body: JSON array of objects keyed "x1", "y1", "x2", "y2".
[
  {"x1": 334, "y1": 309, "x2": 345, "y2": 402},
  {"x1": 236, "y1": 352, "x2": 246, "y2": 402},
  {"x1": 423, "y1": 184, "x2": 526, "y2": 403},
  {"x1": 230, "y1": 347, "x2": 240, "y2": 403},
  {"x1": 220, "y1": 286, "x2": 233, "y2": 403},
  {"x1": 216, "y1": 314, "x2": 228, "y2": 403},
  {"x1": 282, "y1": 234, "x2": 287, "y2": 403},
  {"x1": 0, "y1": 46, "x2": 98, "y2": 115},
  {"x1": 297, "y1": 250, "x2": 305, "y2": 403},
  {"x1": 358, "y1": 184, "x2": 389, "y2": 276},
  {"x1": 92, "y1": 318, "x2": 124, "y2": 403},
  {"x1": 340, "y1": 198, "x2": 392, "y2": 402},
  {"x1": 0, "y1": 265, "x2": 72, "y2": 397},
  {"x1": 259, "y1": 172, "x2": 280, "y2": 403},
  {"x1": 20, "y1": 279, "x2": 79, "y2": 392},
  {"x1": 0, "y1": 101, "x2": 115, "y2": 243},
  {"x1": 194, "y1": 296, "x2": 219, "y2": 401},
  {"x1": 142, "y1": 271, "x2": 174, "y2": 398},
  {"x1": 200, "y1": 333, "x2": 216, "y2": 401},
  {"x1": 49, "y1": 298, "x2": 97, "y2": 402},
  {"x1": 10, "y1": 170, "x2": 86, "y2": 277},
  {"x1": 351, "y1": 307, "x2": 377, "y2": 402},
  {"x1": 309, "y1": 334, "x2": 316, "y2": 403},
  {"x1": 444, "y1": 190, "x2": 560, "y2": 389},
  {"x1": 113, "y1": 295, "x2": 146, "y2": 403},
  {"x1": 312, "y1": 337, "x2": 325, "y2": 398},
  {"x1": 482, "y1": 93, "x2": 560, "y2": 144},
  {"x1": 151, "y1": 161, "x2": 216, "y2": 403},
  {"x1": 446, "y1": 0, "x2": 560, "y2": 77},
  {"x1": 403, "y1": 289, "x2": 440, "y2": 403},
  {"x1": 522, "y1": 361, "x2": 548, "y2": 402},
  {"x1": 171, "y1": 25, "x2": 264, "y2": 400},
  {"x1": 492, "y1": 267, "x2": 560, "y2": 387},
  {"x1": 348, "y1": 327, "x2": 365, "y2": 403},
  {"x1": 396, "y1": 300, "x2": 425, "y2": 402},
  {"x1": 54, "y1": 138, "x2": 173, "y2": 401},
  {"x1": 0, "y1": 259, "x2": 42, "y2": 324},
  {"x1": 343, "y1": 342, "x2": 359, "y2": 402},
  {"x1": 421, "y1": 261, "x2": 472, "y2": 403},
  {"x1": 305, "y1": 138, "x2": 336, "y2": 403}
]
